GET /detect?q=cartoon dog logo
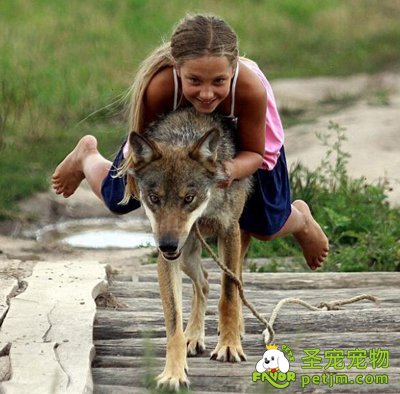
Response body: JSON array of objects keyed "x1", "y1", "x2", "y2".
[{"x1": 256, "y1": 344, "x2": 290, "y2": 373}]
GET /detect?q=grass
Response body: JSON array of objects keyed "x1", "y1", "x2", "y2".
[{"x1": 1, "y1": 1, "x2": 400, "y2": 271}]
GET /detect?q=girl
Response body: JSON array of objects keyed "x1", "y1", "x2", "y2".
[{"x1": 52, "y1": 14, "x2": 329, "y2": 269}]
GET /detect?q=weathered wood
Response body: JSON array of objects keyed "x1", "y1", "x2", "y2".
[
  {"x1": 136, "y1": 270, "x2": 400, "y2": 290},
  {"x1": 94, "y1": 384, "x2": 259, "y2": 394},
  {"x1": 110, "y1": 280, "x2": 400, "y2": 302},
  {"x1": 94, "y1": 384, "x2": 151, "y2": 394},
  {"x1": 94, "y1": 331, "x2": 400, "y2": 360},
  {"x1": 92, "y1": 269, "x2": 400, "y2": 393},
  {"x1": 92, "y1": 366, "x2": 400, "y2": 393},
  {"x1": 106, "y1": 285, "x2": 398, "y2": 316},
  {"x1": 93, "y1": 350, "x2": 400, "y2": 369},
  {"x1": 93, "y1": 307, "x2": 399, "y2": 341}
]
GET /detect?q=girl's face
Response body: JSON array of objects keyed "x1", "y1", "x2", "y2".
[{"x1": 176, "y1": 56, "x2": 235, "y2": 114}]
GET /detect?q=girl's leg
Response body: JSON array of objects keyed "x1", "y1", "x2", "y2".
[
  {"x1": 52, "y1": 135, "x2": 111, "y2": 200},
  {"x1": 250, "y1": 200, "x2": 329, "y2": 270}
]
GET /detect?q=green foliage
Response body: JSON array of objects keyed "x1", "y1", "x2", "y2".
[{"x1": 248, "y1": 122, "x2": 400, "y2": 272}]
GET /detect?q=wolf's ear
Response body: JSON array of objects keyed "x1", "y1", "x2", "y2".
[
  {"x1": 189, "y1": 128, "x2": 220, "y2": 167},
  {"x1": 129, "y1": 132, "x2": 162, "y2": 170}
]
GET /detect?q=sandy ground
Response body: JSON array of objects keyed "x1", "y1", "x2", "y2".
[
  {"x1": 1, "y1": 71, "x2": 399, "y2": 276},
  {"x1": 275, "y1": 71, "x2": 400, "y2": 205}
]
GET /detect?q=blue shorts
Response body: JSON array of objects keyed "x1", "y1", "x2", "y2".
[
  {"x1": 239, "y1": 146, "x2": 292, "y2": 236},
  {"x1": 101, "y1": 142, "x2": 141, "y2": 214}
]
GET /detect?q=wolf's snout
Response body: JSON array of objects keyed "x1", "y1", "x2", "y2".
[
  {"x1": 159, "y1": 236, "x2": 179, "y2": 253},
  {"x1": 158, "y1": 235, "x2": 181, "y2": 261}
]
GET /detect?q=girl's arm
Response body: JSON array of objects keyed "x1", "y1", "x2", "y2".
[
  {"x1": 141, "y1": 66, "x2": 175, "y2": 130},
  {"x1": 219, "y1": 64, "x2": 267, "y2": 187}
]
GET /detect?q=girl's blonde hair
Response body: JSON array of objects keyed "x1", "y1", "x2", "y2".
[{"x1": 119, "y1": 14, "x2": 239, "y2": 205}]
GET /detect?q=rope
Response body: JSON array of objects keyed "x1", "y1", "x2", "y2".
[{"x1": 194, "y1": 223, "x2": 379, "y2": 345}]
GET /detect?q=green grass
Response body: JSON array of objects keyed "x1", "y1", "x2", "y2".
[{"x1": 1, "y1": 1, "x2": 400, "y2": 271}]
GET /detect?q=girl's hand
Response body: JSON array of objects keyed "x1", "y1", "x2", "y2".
[
  {"x1": 217, "y1": 152, "x2": 263, "y2": 188},
  {"x1": 217, "y1": 160, "x2": 236, "y2": 188}
]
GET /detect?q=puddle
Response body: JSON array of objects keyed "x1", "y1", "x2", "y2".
[
  {"x1": 63, "y1": 230, "x2": 155, "y2": 249},
  {"x1": 35, "y1": 218, "x2": 156, "y2": 249}
]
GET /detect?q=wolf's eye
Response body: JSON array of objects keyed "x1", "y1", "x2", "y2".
[
  {"x1": 184, "y1": 194, "x2": 195, "y2": 204},
  {"x1": 148, "y1": 193, "x2": 160, "y2": 204}
]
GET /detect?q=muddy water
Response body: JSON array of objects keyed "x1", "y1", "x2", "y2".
[{"x1": 35, "y1": 217, "x2": 156, "y2": 249}]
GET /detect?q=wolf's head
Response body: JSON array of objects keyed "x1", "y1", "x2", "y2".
[{"x1": 127, "y1": 128, "x2": 226, "y2": 261}]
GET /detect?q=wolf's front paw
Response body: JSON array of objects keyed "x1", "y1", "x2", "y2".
[
  {"x1": 185, "y1": 329, "x2": 206, "y2": 356},
  {"x1": 156, "y1": 366, "x2": 190, "y2": 392},
  {"x1": 210, "y1": 342, "x2": 247, "y2": 362},
  {"x1": 186, "y1": 337, "x2": 206, "y2": 356}
]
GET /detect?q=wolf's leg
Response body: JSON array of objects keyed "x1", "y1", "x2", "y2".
[
  {"x1": 211, "y1": 222, "x2": 247, "y2": 362},
  {"x1": 238, "y1": 230, "x2": 251, "y2": 338},
  {"x1": 156, "y1": 256, "x2": 189, "y2": 390},
  {"x1": 181, "y1": 236, "x2": 209, "y2": 356}
]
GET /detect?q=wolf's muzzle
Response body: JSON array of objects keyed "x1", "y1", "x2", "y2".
[{"x1": 159, "y1": 235, "x2": 182, "y2": 261}]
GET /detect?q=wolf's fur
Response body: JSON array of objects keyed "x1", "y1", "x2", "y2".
[{"x1": 126, "y1": 108, "x2": 251, "y2": 391}]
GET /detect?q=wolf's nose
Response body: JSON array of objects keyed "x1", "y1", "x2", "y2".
[{"x1": 158, "y1": 237, "x2": 179, "y2": 254}]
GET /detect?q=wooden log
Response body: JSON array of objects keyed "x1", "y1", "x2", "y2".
[
  {"x1": 93, "y1": 331, "x2": 400, "y2": 357},
  {"x1": 93, "y1": 307, "x2": 399, "y2": 341},
  {"x1": 93, "y1": 350, "x2": 400, "y2": 369},
  {"x1": 106, "y1": 281, "x2": 396, "y2": 304},
  {"x1": 135, "y1": 270, "x2": 400, "y2": 290},
  {"x1": 93, "y1": 271, "x2": 400, "y2": 393},
  {"x1": 94, "y1": 384, "x2": 151, "y2": 394},
  {"x1": 92, "y1": 365, "x2": 400, "y2": 393}
]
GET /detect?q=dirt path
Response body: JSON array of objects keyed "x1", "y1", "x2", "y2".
[{"x1": 275, "y1": 71, "x2": 400, "y2": 206}]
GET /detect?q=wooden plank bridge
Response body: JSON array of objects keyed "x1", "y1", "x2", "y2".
[{"x1": 92, "y1": 260, "x2": 400, "y2": 393}]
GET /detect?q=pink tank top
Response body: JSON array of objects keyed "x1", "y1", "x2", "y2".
[{"x1": 241, "y1": 58, "x2": 285, "y2": 170}]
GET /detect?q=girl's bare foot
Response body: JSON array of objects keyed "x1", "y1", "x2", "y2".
[
  {"x1": 52, "y1": 135, "x2": 98, "y2": 198},
  {"x1": 292, "y1": 200, "x2": 329, "y2": 270}
]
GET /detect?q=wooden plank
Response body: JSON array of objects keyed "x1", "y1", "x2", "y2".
[
  {"x1": 93, "y1": 364, "x2": 400, "y2": 378},
  {"x1": 93, "y1": 331, "x2": 400, "y2": 357},
  {"x1": 93, "y1": 270, "x2": 400, "y2": 393},
  {"x1": 93, "y1": 307, "x2": 400, "y2": 341},
  {"x1": 98, "y1": 290, "x2": 396, "y2": 311},
  {"x1": 93, "y1": 350, "x2": 400, "y2": 369},
  {"x1": 135, "y1": 269, "x2": 400, "y2": 289},
  {"x1": 94, "y1": 384, "x2": 151, "y2": 394},
  {"x1": 92, "y1": 366, "x2": 400, "y2": 393},
  {"x1": 107, "y1": 282, "x2": 396, "y2": 303}
]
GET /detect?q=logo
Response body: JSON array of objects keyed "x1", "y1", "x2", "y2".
[
  {"x1": 252, "y1": 344, "x2": 390, "y2": 390},
  {"x1": 252, "y1": 344, "x2": 296, "y2": 389}
]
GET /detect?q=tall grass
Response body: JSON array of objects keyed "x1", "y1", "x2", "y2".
[{"x1": 1, "y1": 0, "x2": 400, "y2": 220}]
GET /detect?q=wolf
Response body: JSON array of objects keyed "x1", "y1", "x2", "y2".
[{"x1": 125, "y1": 107, "x2": 251, "y2": 391}]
